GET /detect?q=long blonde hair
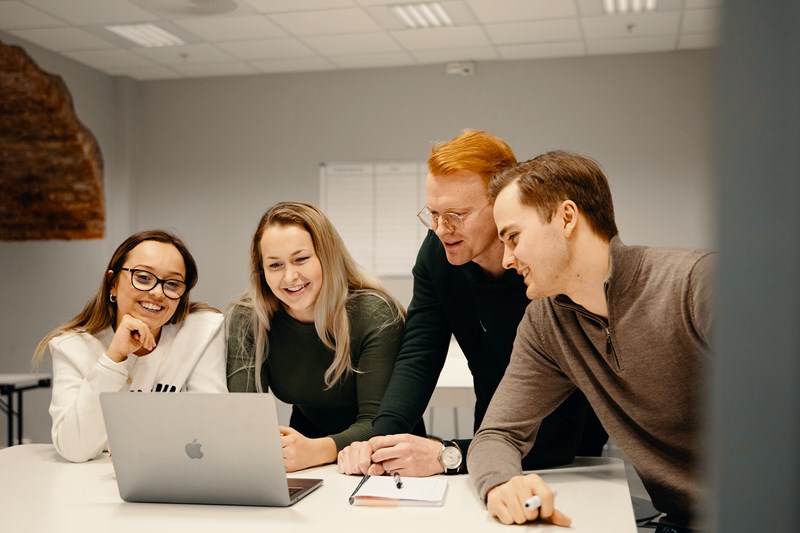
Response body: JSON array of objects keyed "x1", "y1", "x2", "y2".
[
  {"x1": 32, "y1": 230, "x2": 217, "y2": 369},
  {"x1": 229, "y1": 202, "x2": 405, "y2": 391}
]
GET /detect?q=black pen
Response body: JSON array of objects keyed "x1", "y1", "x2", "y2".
[
  {"x1": 348, "y1": 474, "x2": 371, "y2": 505},
  {"x1": 393, "y1": 471, "x2": 403, "y2": 489}
]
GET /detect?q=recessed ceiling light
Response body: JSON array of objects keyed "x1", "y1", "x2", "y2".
[
  {"x1": 390, "y1": 2, "x2": 453, "y2": 29},
  {"x1": 106, "y1": 24, "x2": 184, "y2": 48},
  {"x1": 603, "y1": 0, "x2": 657, "y2": 14}
]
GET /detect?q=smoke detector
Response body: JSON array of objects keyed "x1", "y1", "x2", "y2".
[{"x1": 446, "y1": 61, "x2": 475, "y2": 76}]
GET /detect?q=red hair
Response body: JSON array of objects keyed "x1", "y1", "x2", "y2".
[{"x1": 428, "y1": 129, "x2": 516, "y2": 187}]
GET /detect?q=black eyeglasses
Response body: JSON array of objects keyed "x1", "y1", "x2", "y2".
[{"x1": 119, "y1": 268, "x2": 187, "y2": 300}]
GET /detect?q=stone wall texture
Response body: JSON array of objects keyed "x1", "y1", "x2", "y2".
[{"x1": 0, "y1": 39, "x2": 105, "y2": 241}]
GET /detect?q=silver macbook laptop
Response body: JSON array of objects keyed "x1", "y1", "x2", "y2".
[{"x1": 100, "y1": 392, "x2": 323, "y2": 506}]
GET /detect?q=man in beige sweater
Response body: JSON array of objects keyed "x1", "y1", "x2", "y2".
[{"x1": 468, "y1": 151, "x2": 713, "y2": 533}]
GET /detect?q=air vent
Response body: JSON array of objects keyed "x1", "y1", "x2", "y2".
[{"x1": 134, "y1": 0, "x2": 239, "y2": 17}]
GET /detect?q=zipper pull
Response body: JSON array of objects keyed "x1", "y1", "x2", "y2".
[{"x1": 605, "y1": 327, "x2": 612, "y2": 355}]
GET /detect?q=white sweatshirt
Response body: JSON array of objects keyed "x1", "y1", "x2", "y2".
[{"x1": 48, "y1": 311, "x2": 227, "y2": 462}]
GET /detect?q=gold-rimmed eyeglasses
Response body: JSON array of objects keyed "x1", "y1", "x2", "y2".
[{"x1": 416, "y1": 204, "x2": 487, "y2": 232}]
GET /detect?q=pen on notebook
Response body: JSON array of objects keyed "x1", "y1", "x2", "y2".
[
  {"x1": 393, "y1": 471, "x2": 403, "y2": 489},
  {"x1": 524, "y1": 489, "x2": 558, "y2": 510},
  {"x1": 348, "y1": 474, "x2": 371, "y2": 505}
]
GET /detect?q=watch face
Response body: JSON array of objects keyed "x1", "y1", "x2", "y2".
[{"x1": 441, "y1": 446, "x2": 462, "y2": 469}]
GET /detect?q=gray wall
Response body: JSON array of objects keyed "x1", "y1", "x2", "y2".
[
  {"x1": 0, "y1": 32, "x2": 716, "y2": 447},
  {"x1": 0, "y1": 32, "x2": 131, "y2": 445},
  {"x1": 135, "y1": 51, "x2": 716, "y2": 311}
]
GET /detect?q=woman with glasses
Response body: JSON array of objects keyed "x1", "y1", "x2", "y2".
[
  {"x1": 226, "y1": 202, "x2": 405, "y2": 472},
  {"x1": 33, "y1": 230, "x2": 227, "y2": 463}
]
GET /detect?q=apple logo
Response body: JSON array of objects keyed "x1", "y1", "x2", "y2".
[{"x1": 185, "y1": 439, "x2": 204, "y2": 459}]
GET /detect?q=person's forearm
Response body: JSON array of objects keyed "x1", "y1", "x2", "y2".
[
  {"x1": 371, "y1": 337, "x2": 449, "y2": 435},
  {"x1": 312, "y1": 437, "x2": 338, "y2": 466},
  {"x1": 51, "y1": 355, "x2": 128, "y2": 462},
  {"x1": 468, "y1": 429, "x2": 525, "y2": 501}
]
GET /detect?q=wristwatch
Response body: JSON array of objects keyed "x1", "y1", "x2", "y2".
[{"x1": 438, "y1": 440, "x2": 463, "y2": 475}]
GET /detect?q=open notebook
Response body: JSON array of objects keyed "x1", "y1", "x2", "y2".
[
  {"x1": 349, "y1": 474, "x2": 447, "y2": 506},
  {"x1": 100, "y1": 392, "x2": 323, "y2": 506}
]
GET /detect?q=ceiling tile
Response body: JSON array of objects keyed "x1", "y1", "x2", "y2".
[
  {"x1": 250, "y1": 56, "x2": 334, "y2": 73},
  {"x1": 575, "y1": 0, "x2": 602, "y2": 17},
  {"x1": 0, "y1": 0, "x2": 722, "y2": 80},
  {"x1": 64, "y1": 48, "x2": 158, "y2": 69},
  {"x1": 411, "y1": 46, "x2": 498, "y2": 64},
  {"x1": 174, "y1": 15, "x2": 286, "y2": 42},
  {"x1": 268, "y1": 8, "x2": 380, "y2": 36},
  {"x1": 656, "y1": 0, "x2": 684, "y2": 11},
  {"x1": 304, "y1": 32, "x2": 402, "y2": 55},
  {"x1": 8, "y1": 27, "x2": 116, "y2": 51},
  {"x1": 498, "y1": 41, "x2": 585, "y2": 60},
  {"x1": 129, "y1": 0, "x2": 257, "y2": 18},
  {"x1": 245, "y1": 0, "x2": 356, "y2": 13},
  {"x1": 685, "y1": 0, "x2": 723, "y2": 8},
  {"x1": 362, "y1": 5, "x2": 406, "y2": 32},
  {"x1": 588, "y1": 36, "x2": 676, "y2": 55},
  {"x1": 108, "y1": 65, "x2": 181, "y2": 80},
  {"x1": 0, "y1": 1, "x2": 66, "y2": 29},
  {"x1": 353, "y1": 0, "x2": 402, "y2": 6},
  {"x1": 27, "y1": 0, "x2": 159, "y2": 25},
  {"x1": 485, "y1": 18, "x2": 581, "y2": 46},
  {"x1": 467, "y1": 0, "x2": 576, "y2": 24},
  {"x1": 329, "y1": 52, "x2": 415, "y2": 69},
  {"x1": 681, "y1": 8, "x2": 721, "y2": 34},
  {"x1": 135, "y1": 43, "x2": 237, "y2": 66},
  {"x1": 217, "y1": 38, "x2": 316, "y2": 60},
  {"x1": 678, "y1": 33, "x2": 719, "y2": 50},
  {"x1": 391, "y1": 26, "x2": 491, "y2": 51},
  {"x1": 582, "y1": 12, "x2": 681, "y2": 40},
  {"x1": 172, "y1": 62, "x2": 259, "y2": 78}
]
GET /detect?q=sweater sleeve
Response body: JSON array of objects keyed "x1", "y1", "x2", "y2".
[
  {"x1": 225, "y1": 304, "x2": 259, "y2": 393},
  {"x1": 689, "y1": 252, "x2": 715, "y2": 346},
  {"x1": 329, "y1": 295, "x2": 404, "y2": 450},
  {"x1": 467, "y1": 306, "x2": 575, "y2": 501},
  {"x1": 371, "y1": 234, "x2": 452, "y2": 436},
  {"x1": 48, "y1": 333, "x2": 130, "y2": 463},
  {"x1": 184, "y1": 312, "x2": 228, "y2": 393}
]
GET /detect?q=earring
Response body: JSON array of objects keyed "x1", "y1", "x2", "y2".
[{"x1": 109, "y1": 291, "x2": 117, "y2": 303}]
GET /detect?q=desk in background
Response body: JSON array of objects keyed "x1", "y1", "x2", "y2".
[
  {"x1": 0, "y1": 444, "x2": 636, "y2": 533},
  {"x1": 428, "y1": 338, "x2": 475, "y2": 438},
  {"x1": 0, "y1": 373, "x2": 51, "y2": 446}
]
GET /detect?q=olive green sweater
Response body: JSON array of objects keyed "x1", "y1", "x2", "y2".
[{"x1": 227, "y1": 293, "x2": 403, "y2": 451}]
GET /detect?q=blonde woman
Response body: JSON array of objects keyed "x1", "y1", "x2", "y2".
[
  {"x1": 227, "y1": 202, "x2": 405, "y2": 472},
  {"x1": 33, "y1": 230, "x2": 227, "y2": 463}
]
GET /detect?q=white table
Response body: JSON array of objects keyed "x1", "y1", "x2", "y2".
[
  {"x1": 0, "y1": 445, "x2": 636, "y2": 533},
  {"x1": 0, "y1": 373, "x2": 51, "y2": 446}
]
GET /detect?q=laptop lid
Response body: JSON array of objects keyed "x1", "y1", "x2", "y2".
[{"x1": 100, "y1": 392, "x2": 323, "y2": 506}]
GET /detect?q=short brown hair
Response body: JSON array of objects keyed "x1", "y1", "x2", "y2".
[
  {"x1": 489, "y1": 150, "x2": 619, "y2": 241},
  {"x1": 428, "y1": 129, "x2": 516, "y2": 187}
]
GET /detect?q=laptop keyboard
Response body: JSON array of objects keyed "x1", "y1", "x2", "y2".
[{"x1": 288, "y1": 486, "x2": 302, "y2": 498}]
